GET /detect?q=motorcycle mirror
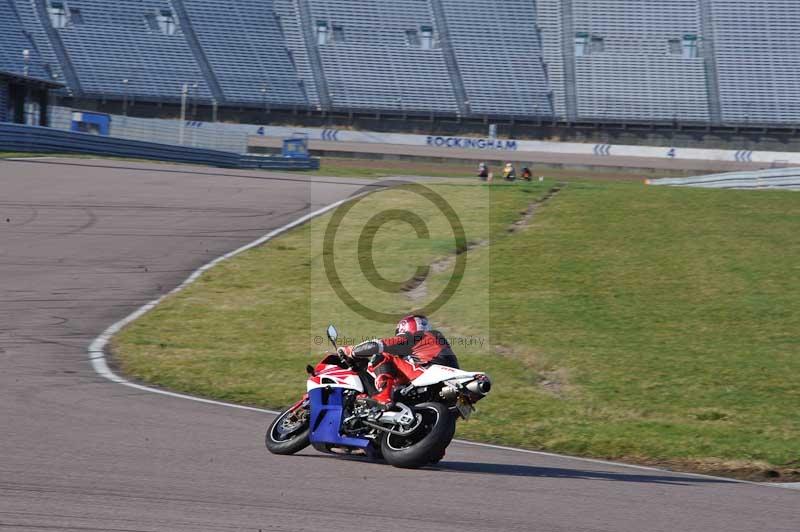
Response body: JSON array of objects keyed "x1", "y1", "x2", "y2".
[{"x1": 326, "y1": 324, "x2": 338, "y2": 347}]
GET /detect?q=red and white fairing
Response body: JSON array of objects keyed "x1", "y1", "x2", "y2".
[
  {"x1": 409, "y1": 364, "x2": 485, "y2": 387},
  {"x1": 307, "y1": 355, "x2": 489, "y2": 396},
  {"x1": 307, "y1": 357, "x2": 364, "y2": 392}
]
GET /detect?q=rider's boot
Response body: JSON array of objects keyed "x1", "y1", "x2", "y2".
[
  {"x1": 372, "y1": 374, "x2": 397, "y2": 408},
  {"x1": 359, "y1": 374, "x2": 396, "y2": 411}
]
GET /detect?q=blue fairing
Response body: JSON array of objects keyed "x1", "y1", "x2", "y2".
[{"x1": 308, "y1": 387, "x2": 371, "y2": 449}]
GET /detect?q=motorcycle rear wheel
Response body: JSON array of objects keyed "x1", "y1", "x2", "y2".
[
  {"x1": 381, "y1": 402, "x2": 455, "y2": 469},
  {"x1": 265, "y1": 404, "x2": 310, "y2": 455}
]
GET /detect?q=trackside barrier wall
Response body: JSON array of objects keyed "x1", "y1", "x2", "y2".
[
  {"x1": 50, "y1": 106, "x2": 251, "y2": 153},
  {"x1": 647, "y1": 168, "x2": 800, "y2": 190},
  {"x1": 254, "y1": 125, "x2": 800, "y2": 166},
  {"x1": 0, "y1": 123, "x2": 319, "y2": 170},
  {"x1": 48, "y1": 106, "x2": 800, "y2": 169}
]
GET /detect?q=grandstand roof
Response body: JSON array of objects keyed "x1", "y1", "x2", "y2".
[{"x1": 0, "y1": 70, "x2": 64, "y2": 88}]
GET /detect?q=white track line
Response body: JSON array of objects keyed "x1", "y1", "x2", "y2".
[
  {"x1": 85, "y1": 199, "x2": 363, "y2": 413},
  {"x1": 86, "y1": 196, "x2": 794, "y2": 491},
  {"x1": 6, "y1": 156, "x2": 61, "y2": 161}
]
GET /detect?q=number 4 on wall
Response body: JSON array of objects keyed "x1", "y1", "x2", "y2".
[{"x1": 667, "y1": 148, "x2": 677, "y2": 158}]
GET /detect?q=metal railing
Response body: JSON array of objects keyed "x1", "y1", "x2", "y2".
[
  {"x1": 50, "y1": 106, "x2": 248, "y2": 153},
  {"x1": 648, "y1": 168, "x2": 800, "y2": 190},
  {"x1": 0, "y1": 122, "x2": 318, "y2": 170}
]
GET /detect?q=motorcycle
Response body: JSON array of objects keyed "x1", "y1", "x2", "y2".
[{"x1": 265, "y1": 325, "x2": 492, "y2": 468}]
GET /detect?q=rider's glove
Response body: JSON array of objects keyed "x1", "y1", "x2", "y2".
[{"x1": 337, "y1": 346, "x2": 354, "y2": 359}]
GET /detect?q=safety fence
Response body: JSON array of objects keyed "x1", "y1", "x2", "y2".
[
  {"x1": 50, "y1": 107, "x2": 251, "y2": 153},
  {"x1": 0, "y1": 123, "x2": 318, "y2": 170},
  {"x1": 647, "y1": 168, "x2": 800, "y2": 190}
]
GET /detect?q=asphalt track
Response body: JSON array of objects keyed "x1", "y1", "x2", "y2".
[{"x1": 0, "y1": 158, "x2": 797, "y2": 532}]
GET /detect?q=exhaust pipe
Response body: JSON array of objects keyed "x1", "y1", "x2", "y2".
[
  {"x1": 371, "y1": 402, "x2": 416, "y2": 426},
  {"x1": 465, "y1": 375, "x2": 491, "y2": 396}
]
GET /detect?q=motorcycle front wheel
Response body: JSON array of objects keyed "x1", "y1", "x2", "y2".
[
  {"x1": 381, "y1": 402, "x2": 455, "y2": 469},
  {"x1": 265, "y1": 402, "x2": 310, "y2": 455}
]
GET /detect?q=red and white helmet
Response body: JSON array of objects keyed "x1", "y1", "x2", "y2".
[{"x1": 395, "y1": 315, "x2": 431, "y2": 335}]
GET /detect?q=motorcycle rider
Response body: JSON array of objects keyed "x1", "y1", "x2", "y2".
[{"x1": 338, "y1": 315, "x2": 459, "y2": 409}]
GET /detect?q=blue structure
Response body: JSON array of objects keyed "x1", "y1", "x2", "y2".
[
  {"x1": 308, "y1": 387, "x2": 372, "y2": 451},
  {"x1": 70, "y1": 110, "x2": 111, "y2": 135},
  {"x1": 5, "y1": 0, "x2": 800, "y2": 127},
  {"x1": 282, "y1": 134, "x2": 310, "y2": 159}
]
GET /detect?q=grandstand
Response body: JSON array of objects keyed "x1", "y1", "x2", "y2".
[
  {"x1": 297, "y1": 0, "x2": 459, "y2": 114},
  {"x1": 440, "y1": 0, "x2": 552, "y2": 117},
  {"x1": 711, "y1": 0, "x2": 800, "y2": 125},
  {"x1": 2, "y1": 0, "x2": 50, "y2": 81},
  {"x1": 2, "y1": 0, "x2": 800, "y2": 128},
  {"x1": 182, "y1": 0, "x2": 305, "y2": 106},
  {"x1": 570, "y1": 0, "x2": 711, "y2": 123},
  {"x1": 1, "y1": 0, "x2": 62, "y2": 125}
]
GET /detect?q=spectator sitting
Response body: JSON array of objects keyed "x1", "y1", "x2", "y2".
[
  {"x1": 503, "y1": 162, "x2": 516, "y2": 181},
  {"x1": 477, "y1": 162, "x2": 489, "y2": 180},
  {"x1": 521, "y1": 167, "x2": 533, "y2": 181}
]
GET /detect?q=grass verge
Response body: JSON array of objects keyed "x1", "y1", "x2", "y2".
[
  {"x1": 114, "y1": 178, "x2": 800, "y2": 481},
  {"x1": 311, "y1": 157, "x2": 691, "y2": 181}
]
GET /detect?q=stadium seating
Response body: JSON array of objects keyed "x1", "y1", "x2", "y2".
[
  {"x1": 294, "y1": 0, "x2": 459, "y2": 113},
  {"x1": 1, "y1": 0, "x2": 50, "y2": 80},
  {"x1": 4, "y1": 0, "x2": 800, "y2": 127},
  {"x1": 10, "y1": 0, "x2": 64, "y2": 83},
  {"x1": 180, "y1": 0, "x2": 306, "y2": 106},
  {"x1": 569, "y1": 0, "x2": 710, "y2": 122},
  {"x1": 711, "y1": 0, "x2": 800, "y2": 125},
  {"x1": 30, "y1": 0, "x2": 211, "y2": 101},
  {"x1": 439, "y1": 0, "x2": 553, "y2": 117},
  {"x1": 536, "y1": 0, "x2": 568, "y2": 120},
  {"x1": 273, "y1": 0, "x2": 321, "y2": 107}
]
